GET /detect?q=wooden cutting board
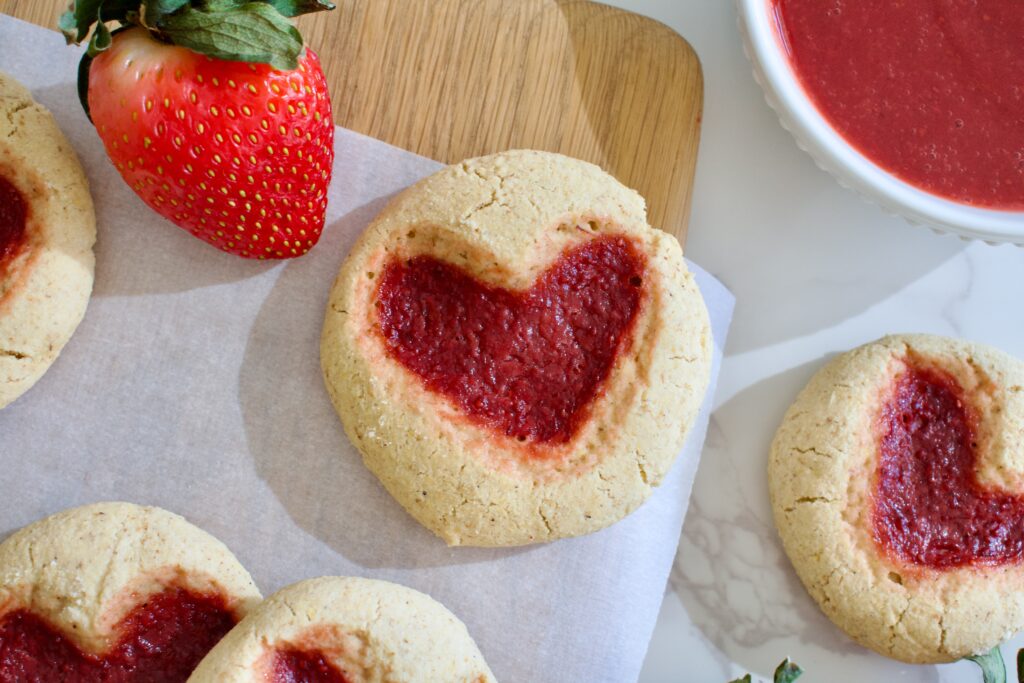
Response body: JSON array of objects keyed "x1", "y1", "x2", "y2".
[{"x1": 0, "y1": 0, "x2": 702, "y2": 243}]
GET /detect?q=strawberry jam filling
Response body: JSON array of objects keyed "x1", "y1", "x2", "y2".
[
  {"x1": 0, "y1": 586, "x2": 237, "y2": 682},
  {"x1": 0, "y1": 174, "x2": 27, "y2": 271},
  {"x1": 874, "y1": 363, "x2": 1024, "y2": 569},
  {"x1": 773, "y1": 0, "x2": 1024, "y2": 209},
  {"x1": 271, "y1": 648, "x2": 350, "y2": 683},
  {"x1": 376, "y1": 235, "x2": 646, "y2": 445}
]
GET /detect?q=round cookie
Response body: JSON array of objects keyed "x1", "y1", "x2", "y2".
[
  {"x1": 321, "y1": 149, "x2": 712, "y2": 547},
  {"x1": 769, "y1": 334, "x2": 1024, "y2": 663},
  {"x1": 189, "y1": 576, "x2": 496, "y2": 682},
  {"x1": 0, "y1": 502, "x2": 262, "y2": 679},
  {"x1": 0, "y1": 71, "x2": 96, "y2": 409}
]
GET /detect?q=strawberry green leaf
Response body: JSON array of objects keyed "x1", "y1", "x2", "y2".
[
  {"x1": 200, "y1": 0, "x2": 333, "y2": 15},
  {"x1": 87, "y1": 16, "x2": 113, "y2": 56},
  {"x1": 774, "y1": 659, "x2": 803, "y2": 683},
  {"x1": 58, "y1": 11, "x2": 80, "y2": 42},
  {"x1": 966, "y1": 647, "x2": 1007, "y2": 683},
  {"x1": 197, "y1": 0, "x2": 249, "y2": 8},
  {"x1": 143, "y1": 0, "x2": 190, "y2": 24},
  {"x1": 98, "y1": 0, "x2": 144, "y2": 24},
  {"x1": 149, "y1": 0, "x2": 190, "y2": 11},
  {"x1": 60, "y1": 0, "x2": 142, "y2": 44},
  {"x1": 59, "y1": 0, "x2": 105, "y2": 43},
  {"x1": 156, "y1": 2, "x2": 304, "y2": 70},
  {"x1": 727, "y1": 676, "x2": 752, "y2": 683},
  {"x1": 260, "y1": 0, "x2": 336, "y2": 17}
]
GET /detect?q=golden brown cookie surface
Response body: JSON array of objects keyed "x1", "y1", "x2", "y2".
[
  {"x1": 321, "y1": 150, "x2": 711, "y2": 546},
  {"x1": 0, "y1": 502, "x2": 261, "y2": 678},
  {"x1": 770, "y1": 334, "x2": 1024, "y2": 663},
  {"x1": 189, "y1": 576, "x2": 495, "y2": 683},
  {"x1": 0, "y1": 71, "x2": 96, "y2": 408}
]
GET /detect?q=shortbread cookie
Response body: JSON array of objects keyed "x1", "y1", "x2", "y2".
[
  {"x1": 189, "y1": 576, "x2": 495, "y2": 682},
  {"x1": 0, "y1": 71, "x2": 96, "y2": 408},
  {"x1": 0, "y1": 502, "x2": 261, "y2": 680},
  {"x1": 769, "y1": 334, "x2": 1024, "y2": 663},
  {"x1": 321, "y1": 150, "x2": 712, "y2": 546}
]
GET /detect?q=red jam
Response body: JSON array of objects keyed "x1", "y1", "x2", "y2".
[
  {"x1": 0, "y1": 586, "x2": 238, "y2": 682},
  {"x1": 271, "y1": 649, "x2": 350, "y2": 683},
  {"x1": 773, "y1": 0, "x2": 1024, "y2": 209},
  {"x1": 376, "y1": 235, "x2": 646, "y2": 445},
  {"x1": 874, "y1": 364, "x2": 1024, "y2": 569},
  {"x1": 0, "y1": 174, "x2": 27, "y2": 269}
]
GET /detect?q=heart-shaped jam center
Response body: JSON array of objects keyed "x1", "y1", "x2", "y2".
[
  {"x1": 0, "y1": 174, "x2": 27, "y2": 273},
  {"x1": 376, "y1": 235, "x2": 646, "y2": 445},
  {"x1": 0, "y1": 586, "x2": 237, "y2": 682},
  {"x1": 873, "y1": 363, "x2": 1024, "y2": 569},
  {"x1": 272, "y1": 648, "x2": 350, "y2": 683}
]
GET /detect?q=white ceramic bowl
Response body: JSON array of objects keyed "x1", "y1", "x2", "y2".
[{"x1": 737, "y1": 0, "x2": 1024, "y2": 244}]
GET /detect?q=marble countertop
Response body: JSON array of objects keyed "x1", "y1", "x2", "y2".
[{"x1": 604, "y1": 1, "x2": 1024, "y2": 681}]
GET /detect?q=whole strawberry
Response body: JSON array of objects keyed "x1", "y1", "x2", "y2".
[{"x1": 61, "y1": 0, "x2": 336, "y2": 259}]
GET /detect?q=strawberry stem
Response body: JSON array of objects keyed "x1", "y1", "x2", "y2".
[
  {"x1": 60, "y1": 0, "x2": 334, "y2": 119},
  {"x1": 60, "y1": 0, "x2": 334, "y2": 64}
]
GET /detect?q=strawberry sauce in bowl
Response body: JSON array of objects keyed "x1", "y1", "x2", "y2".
[{"x1": 739, "y1": 0, "x2": 1024, "y2": 242}]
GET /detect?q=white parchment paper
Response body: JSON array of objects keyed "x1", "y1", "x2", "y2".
[{"x1": 0, "y1": 15, "x2": 734, "y2": 683}]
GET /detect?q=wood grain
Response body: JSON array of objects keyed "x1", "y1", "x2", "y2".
[{"x1": 0, "y1": 0, "x2": 702, "y2": 242}]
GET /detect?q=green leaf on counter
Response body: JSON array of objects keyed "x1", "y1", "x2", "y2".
[
  {"x1": 727, "y1": 659, "x2": 803, "y2": 683},
  {"x1": 966, "y1": 647, "x2": 1007, "y2": 683},
  {"x1": 774, "y1": 659, "x2": 803, "y2": 683},
  {"x1": 156, "y1": 2, "x2": 303, "y2": 69}
]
